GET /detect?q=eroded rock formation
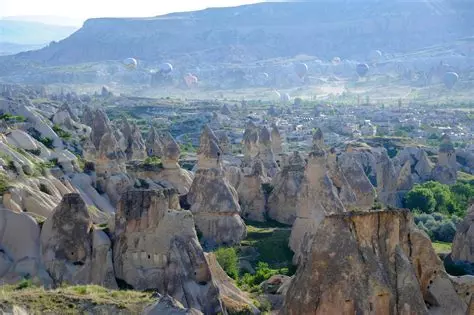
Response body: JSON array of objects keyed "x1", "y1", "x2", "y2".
[
  {"x1": 289, "y1": 145, "x2": 346, "y2": 264},
  {"x1": 187, "y1": 125, "x2": 246, "y2": 246},
  {"x1": 40, "y1": 193, "x2": 117, "y2": 288},
  {"x1": 267, "y1": 151, "x2": 306, "y2": 225},
  {"x1": 432, "y1": 134, "x2": 457, "y2": 185},
  {"x1": 113, "y1": 188, "x2": 223, "y2": 313},
  {"x1": 282, "y1": 209, "x2": 467, "y2": 315},
  {"x1": 452, "y1": 203, "x2": 474, "y2": 263}
]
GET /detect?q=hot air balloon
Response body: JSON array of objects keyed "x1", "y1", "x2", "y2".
[
  {"x1": 159, "y1": 63, "x2": 173, "y2": 74},
  {"x1": 356, "y1": 63, "x2": 370, "y2": 77},
  {"x1": 294, "y1": 63, "x2": 308, "y2": 79},
  {"x1": 123, "y1": 58, "x2": 137, "y2": 70},
  {"x1": 368, "y1": 50, "x2": 382, "y2": 63},
  {"x1": 184, "y1": 73, "x2": 198, "y2": 88},
  {"x1": 443, "y1": 72, "x2": 459, "y2": 89},
  {"x1": 257, "y1": 72, "x2": 269, "y2": 85},
  {"x1": 331, "y1": 57, "x2": 341, "y2": 65}
]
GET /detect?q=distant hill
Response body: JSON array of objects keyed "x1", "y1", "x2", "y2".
[
  {"x1": 6, "y1": 1, "x2": 474, "y2": 66},
  {"x1": 1, "y1": 15, "x2": 83, "y2": 27},
  {"x1": 0, "y1": 42, "x2": 44, "y2": 56},
  {"x1": 0, "y1": 20, "x2": 77, "y2": 46}
]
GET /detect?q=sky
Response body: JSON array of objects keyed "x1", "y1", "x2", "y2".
[{"x1": 0, "y1": 0, "x2": 264, "y2": 26}]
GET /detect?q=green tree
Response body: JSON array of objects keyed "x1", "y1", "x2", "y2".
[
  {"x1": 404, "y1": 186, "x2": 436, "y2": 213},
  {"x1": 215, "y1": 247, "x2": 239, "y2": 280}
]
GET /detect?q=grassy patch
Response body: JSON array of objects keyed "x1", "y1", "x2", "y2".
[
  {"x1": 0, "y1": 284, "x2": 153, "y2": 314},
  {"x1": 241, "y1": 221, "x2": 294, "y2": 269},
  {"x1": 432, "y1": 241, "x2": 452, "y2": 254},
  {"x1": 458, "y1": 171, "x2": 474, "y2": 183}
]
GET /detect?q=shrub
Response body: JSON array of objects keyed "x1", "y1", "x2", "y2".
[
  {"x1": 39, "y1": 137, "x2": 55, "y2": 149},
  {"x1": 0, "y1": 172, "x2": 10, "y2": 194},
  {"x1": 15, "y1": 278, "x2": 33, "y2": 290},
  {"x1": 0, "y1": 113, "x2": 26, "y2": 123},
  {"x1": 404, "y1": 186, "x2": 436, "y2": 214},
  {"x1": 215, "y1": 247, "x2": 239, "y2": 280},
  {"x1": 433, "y1": 220, "x2": 457, "y2": 243},
  {"x1": 52, "y1": 124, "x2": 72, "y2": 140},
  {"x1": 143, "y1": 156, "x2": 162, "y2": 167},
  {"x1": 414, "y1": 213, "x2": 435, "y2": 225},
  {"x1": 261, "y1": 183, "x2": 274, "y2": 195},
  {"x1": 238, "y1": 262, "x2": 289, "y2": 291},
  {"x1": 26, "y1": 148, "x2": 41, "y2": 156}
]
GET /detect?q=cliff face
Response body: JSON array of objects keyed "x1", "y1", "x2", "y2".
[
  {"x1": 282, "y1": 210, "x2": 468, "y2": 315},
  {"x1": 10, "y1": 1, "x2": 473, "y2": 66}
]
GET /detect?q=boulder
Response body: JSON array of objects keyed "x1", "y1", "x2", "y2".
[
  {"x1": 142, "y1": 295, "x2": 203, "y2": 315},
  {"x1": 267, "y1": 151, "x2": 306, "y2": 225},
  {"x1": 282, "y1": 209, "x2": 467, "y2": 315},
  {"x1": 40, "y1": 193, "x2": 117, "y2": 288},
  {"x1": 113, "y1": 188, "x2": 223, "y2": 314},
  {"x1": 0, "y1": 209, "x2": 52, "y2": 286}
]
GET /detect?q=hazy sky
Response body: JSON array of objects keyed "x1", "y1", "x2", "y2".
[{"x1": 0, "y1": 0, "x2": 263, "y2": 24}]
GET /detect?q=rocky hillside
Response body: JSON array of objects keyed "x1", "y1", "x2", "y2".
[{"x1": 10, "y1": 0, "x2": 474, "y2": 66}]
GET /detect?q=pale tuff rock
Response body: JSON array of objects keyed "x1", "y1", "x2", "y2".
[
  {"x1": 187, "y1": 168, "x2": 246, "y2": 246},
  {"x1": 432, "y1": 134, "x2": 457, "y2": 185},
  {"x1": 197, "y1": 125, "x2": 223, "y2": 170},
  {"x1": 267, "y1": 151, "x2": 306, "y2": 225},
  {"x1": 395, "y1": 147, "x2": 433, "y2": 183},
  {"x1": 271, "y1": 123, "x2": 283, "y2": 154},
  {"x1": 88, "y1": 108, "x2": 113, "y2": 149},
  {"x1": 289, "y1": 146, "x2": 346, "y2": 264},
  {"x1": 312, "y1": 128, "x2": 324, "y2": 148},
  {"x1": 142, "y1": 295, "x2": 204, "y2": 315},
  {"x1": 374, "y1": 149, "x2": 399, "y2": 206},
  {"x1": 326, "y1": 148, "x2": 358, "y2": 208},
  {"x1": 258, "y1": 126, "x2": 279, "y2": 177},
  {"x1": 338, "y1": 151, "x2": 376, "y2": 208},
  {"x1": 117, "y1": 118, "x2": 147, "y2": 161},
  {"x1": 282, "y1": 210, "x2": 467, "y2": 315},
  {"x1": 0, "y1": 209, "x2": 52, "y2": 286},
  {"x1": 242, "y1": 121, "x2": 260, "y2": 164},
  {"x1": 238, "y1": 159, "x2": 269, "y2": 222},
  {"x1": 215, "y1": 130, "x2": 231, "y2": 155},
  {"x1": 146, "y1": 126, "x2": 163, "y2": 157},
  {"x1": 160, "y1": 132, "x2": 181, "y2": 169},
  {"x1": 450, "y1": 275, "x2": 474, "y2": 306},
  {"x1": 127, "y1": 132, "x2": 193, "y2": 195},
  {"x1": 113, "y1": 189, "x2": 223, "y2": 314},
  {"x1": 452, "y1": 204, "x2": 474, "y2": 263},
  {"x1": 220, "y1": 104, "x2": 233, "y2": 116},
  {"x1": 3, "y1": 176, "x2": 75, "y2": 218},
  {"x1": 205, "y1": 253, "x2": 260, "y2": 314},
  {"x1": 397, "y1": 160, "x2": 415, "y2": 191},
  {"x1": 40, "y1": 193, "x2": 117, "y2": 288}
]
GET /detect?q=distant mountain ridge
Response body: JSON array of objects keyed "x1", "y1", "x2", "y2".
[
  {"x1": 7, "y1": 1, "x2": 474, "y2": 66},
  {"x1": 0, "y1": 20, "x2": 77, "y2": 45}
]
